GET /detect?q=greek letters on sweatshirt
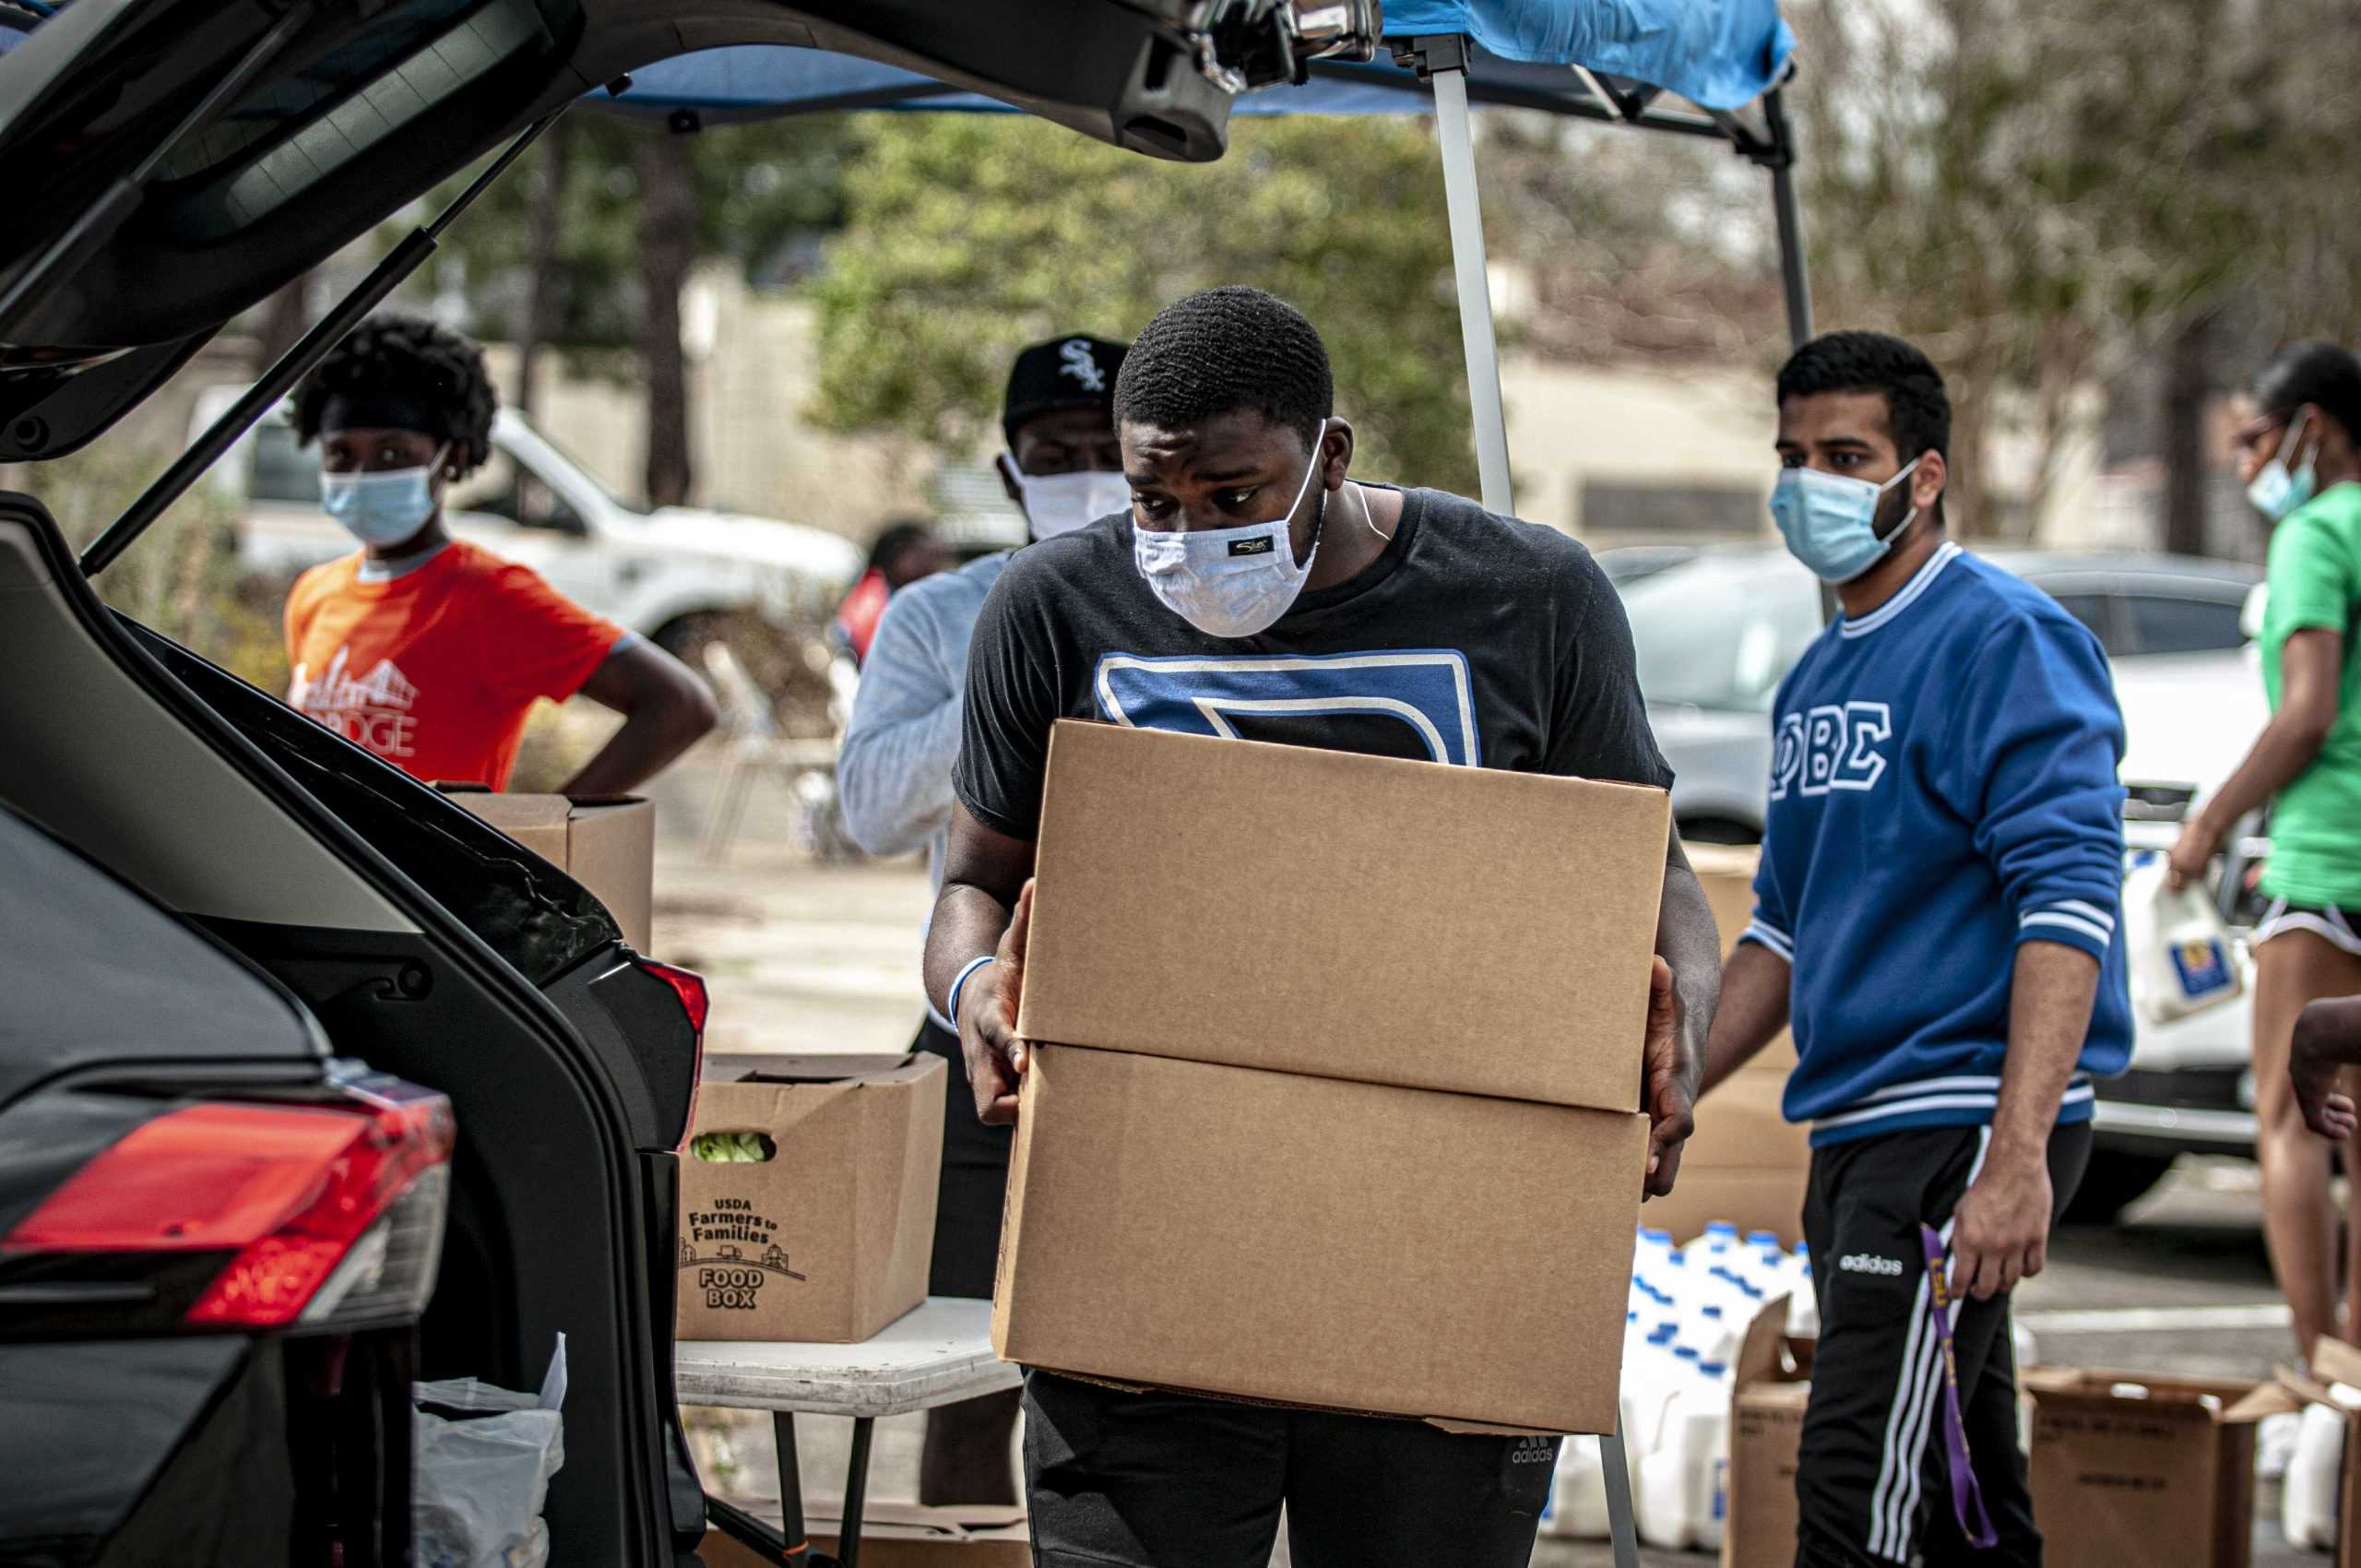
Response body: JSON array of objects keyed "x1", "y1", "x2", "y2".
[{"x1": 1741, "y1": 542, "x2": 2133, "y2": 1146}]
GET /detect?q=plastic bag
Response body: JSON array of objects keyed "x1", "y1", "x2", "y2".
[
  {"x1": 2122, "y1": 851, "x2": 2244, "y2": 1025},
  {"x1": 414, "y1": 1335, "x2": 567, "y2": 1568},
  {"x1": 690, "y1": 1131, "x2": 776, "y2": 1163}
]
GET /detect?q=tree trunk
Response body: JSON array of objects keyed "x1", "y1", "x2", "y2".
[
  {"x1": 251, "y1": 271, "x2": 314, "y2": 373},
  {"x1": 635, "y1": 129, "x2": 697, "y2": 508},
  {"x1": 2162, "y1": 307, "x2": 2215, "y2": 557},
  {"x1": 515, "y1": 116, "x2": 574, "y2": 417}
]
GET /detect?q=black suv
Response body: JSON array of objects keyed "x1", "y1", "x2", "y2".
[{"x1": 0, "y1": 3, "x2": 1336, "y2": 1562}]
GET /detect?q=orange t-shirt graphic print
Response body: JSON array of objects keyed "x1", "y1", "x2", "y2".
[{"x1": 285, "y1": 540, "x2": 625, "y2": 790}]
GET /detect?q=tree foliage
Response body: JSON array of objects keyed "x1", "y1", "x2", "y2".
[
  {"x1": 807, "y1": 114, "x2": 1477, "y2": 495},
  {"x1": 431, "y1": 114, "x2": 855, "y2": 371}
]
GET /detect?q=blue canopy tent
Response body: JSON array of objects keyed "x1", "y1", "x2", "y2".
[{"x1": 598, "y1": 0, "x2": 1805, "y2": 522}]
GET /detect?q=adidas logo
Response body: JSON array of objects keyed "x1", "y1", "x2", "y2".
[
  {"x1": 1838, "y1": 1253, "x2": 1905, "y2": 1277},
  {"x1": 1511, "y1": 1437, "x2": 1557, "y2": 1465}
]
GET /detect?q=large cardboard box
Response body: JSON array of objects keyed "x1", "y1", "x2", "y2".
[
  {"x1": 1016, "y1": 720, "x2": 1671, "y2": 1108},
  {"x1": 1723, "y1": 1300, "x2": 1810, "y2": 1568},
  {"x1": 445, "y1": 789, "x2": 656, "y2": 953},
  {"x1": 675, "y1": 1053, "x2": 944, "y2": 1343},
  {"x1": 698, "y1": 1505, "x2": 1028, "y2": 1568},
  {"x1": 2023, "y1": 1365, "x2": 2277, "y2": 1568},
  {"x1": 996, "y1": 721, "x2": 1667, "y2": 1435},
  {"x1": 2241, "y1": 1336, "x2": 2361, "y2": 1567},
  {"x1": 994, "y1": 1045, "x2": 1649, "y2": 1435}
]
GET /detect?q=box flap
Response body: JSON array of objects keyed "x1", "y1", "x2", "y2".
[
  {"x1": 1016, "y1": 721, "x2": 1669, "y2": 1111},
  {"x1": 1733, "y1": 1297, "x2": 1797, "y2": 1389},
  {"x1": 703, "y1": 1053, "x2": 918, "y2": 1085},
  {"x1": 803, "y1": 1501, "x2": 1028, "y2": 1538},
  {"x1": 448, "y1": 793, "x2": 575, "y2": 831},
  {"x1": 2314, "y1": 1336, "x2": 2361, "y2": 1388}
]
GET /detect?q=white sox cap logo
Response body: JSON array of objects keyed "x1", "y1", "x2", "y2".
[{"x1": 1058, "y1": 339, "x2": 1106, "y2": 392}]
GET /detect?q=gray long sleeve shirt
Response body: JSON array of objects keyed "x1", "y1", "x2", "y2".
[{"x1": 836, "y1": 551, "x2": 1010, "y2": 1026}]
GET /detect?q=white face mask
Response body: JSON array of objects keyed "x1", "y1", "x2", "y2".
[
  {"x1": 1009, "y1": 466, "x2": 1133, "y2": 541},
  {"x1": 1132, "y1": 434, "x2": 1325, "y2": 639}
]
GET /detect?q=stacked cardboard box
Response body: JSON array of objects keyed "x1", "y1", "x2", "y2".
[
  {"x1": 442, "y1": 788, "x2": 658, "y2": 953},
  {"x1": 1723, "y1": 1299, "x2": 1811, "y2": 1568},
  {"x1": 700, "y1": 1505, "x2": 1028, "y2": 1568},
  {"x1": 675, "y1": 1053, "x2": 944, "y2": 1343},
  {"x1": 993, "y1": 720, "x2": 1671, "y2": 1436},
  {"x1": 1644, "y1": 843, "x2": 1811, "y2": 1247},
  {"x1": 2022, "y1": 1364, "x2": 2275, "y2": 1568}
]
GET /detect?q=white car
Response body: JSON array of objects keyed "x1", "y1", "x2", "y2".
[
  {"x1": 1618, "y1": 546, "x2": 2271, "y2": 1218},
  {"x1": 195, "y1": 388, "x2": 865, "y2": 652}
]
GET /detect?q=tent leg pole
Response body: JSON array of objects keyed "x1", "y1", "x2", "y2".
[
  {"x1": 1764, "y1": 86, "x2": 1813, "y2": 349},
  {"x1": 1430, "y1": 56, "x2": 1515, "y2": 518}
]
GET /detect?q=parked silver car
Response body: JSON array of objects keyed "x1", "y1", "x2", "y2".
[{"x1": 1618, "y1": 547, "x2": 2268, "y2": 1218}]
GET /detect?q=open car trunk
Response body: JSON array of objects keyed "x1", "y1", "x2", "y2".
[
  {"x1": 0, "y1": 488, "x2": 693, "y2": 1560},
  {"x1": 0, "y1": 0, "x2": 1260, "y2": 462}
]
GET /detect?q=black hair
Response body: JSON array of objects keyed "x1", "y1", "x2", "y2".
[
  {"x1": 2253, "y1": 340, "x2": 2361, "y2": 447},
  {"x1": 1114, "y1": 286, "x2": 1333, "y2": 448},
  {"x1": 867, "y1": 519, "x2": 937, "y2": 575},
  {"x1": 1775, "y1": 330, "x2": 1952, "y2": 473},
  {"x1": 293, "y1": 314, "x2": 496, "y2": 476}
]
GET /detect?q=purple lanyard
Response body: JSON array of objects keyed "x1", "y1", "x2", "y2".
[{"x1": 1919, "y1": 1224, "x2": 1999, "y2": 1550}]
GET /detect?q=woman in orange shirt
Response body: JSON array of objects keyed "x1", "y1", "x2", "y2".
[{"x1": 283, "y1": 315, "x2": 716, "y2": 791}]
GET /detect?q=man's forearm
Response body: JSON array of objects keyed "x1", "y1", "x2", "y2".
[
  {"x1": 1655, "y1": 847, "x2": 1721, "y2": 1089},
  {"x1": 1702, "y1": 941, "x2": 1791, "y2": 1095},
  {"x1": 923, "y1": 881, "x2": 1016, "y2": 1019},
  {"x1": 562, "y1": 703, "x2": 706, "y2": 796},
  {"x1": 1989, "y1": 941, "x2": 2101, "y2": 1168}
]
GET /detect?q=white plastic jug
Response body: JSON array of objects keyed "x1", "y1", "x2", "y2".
[
  {"x1": 1637, "y1": 1358, "x2": 1731, "y2": 1550},
  {"x1": 1680, "y1": 1219, "x2": 1742, "y2": 1269},
  {"x1": 1545, "y1": 1434, "x2": 1613, "y2": 1540},
  {"x1": 1620, "y1": 1328, "x2": 1685, "y2": 1462},
  {"x1": 2123, "y1": 851, "x2": 2244, "y2": 1024},
  {"x1": 2284, "y1": 1400, "x2": 2346, "y2": 1550}
]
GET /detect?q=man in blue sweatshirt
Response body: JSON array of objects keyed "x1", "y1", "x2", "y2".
[
  {"x1": 1700, "y1": 332, "x2": 2130, "y2": 1567},
  {"x1": 836, "y1": 331, "x2": 1129, "y2": 1503}
]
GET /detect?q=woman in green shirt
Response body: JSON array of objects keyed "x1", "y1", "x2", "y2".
[{"x1": 2172, "y1": 340, "x2": 2361, "y2": 1362}]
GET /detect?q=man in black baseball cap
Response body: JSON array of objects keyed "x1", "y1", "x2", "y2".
[
  {"x1": 835, "y1": 330, "x2": 1126, "y2": 1503},
  {"x1": 994, "y1": 334, "x2": 1131, "y2": 536}
]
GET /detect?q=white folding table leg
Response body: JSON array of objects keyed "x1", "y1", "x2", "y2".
[{"x1": 1597, "y1": 1419, "x2": 1643, "y2": 1568}]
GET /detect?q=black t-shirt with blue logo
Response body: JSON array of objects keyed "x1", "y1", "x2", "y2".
[{"x1": 952, "y1": 483, "x2": 1673, "y2": 841}]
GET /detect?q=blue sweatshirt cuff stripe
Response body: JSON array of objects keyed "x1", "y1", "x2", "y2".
[
  {"x1": 1741, "y1": 921, "x2": 1795, "y2": 963},
  {"x1": 2020, "y1": 909, "x2": 2114, "y2": 955}
]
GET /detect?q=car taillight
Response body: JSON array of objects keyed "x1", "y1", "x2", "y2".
[
  {"x1": 636, "y1": 957, "x2": 709, "y2": 1038},
  {"x1": 2, "y1": 1088, "x2": 453, "y2": 1330},
  {"x1": 635, "y1": 957, "x2": 708, "y2": 1154}
]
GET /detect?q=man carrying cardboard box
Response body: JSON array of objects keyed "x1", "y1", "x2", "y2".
[
  {"x1": 922, "y1": 286, "x2": 1722, "y2": 1566},
  {"x1": 1700, "y1": 332, "x2": 2132, "y2": 1567}
]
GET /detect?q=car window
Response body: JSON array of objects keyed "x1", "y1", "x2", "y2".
[
  {"x1": 2047, "y1": 593, "x2": 2119, "y2": 655},
  {"x1": 1621, "y1": 556, "x2": 1821, "y2": 713},
  {"x1": 2125, "y1": 593, "x2": 2248, "y2": 656},
  {"x1": 249, "y1": 422, "x2": 322, "y2": 506}
]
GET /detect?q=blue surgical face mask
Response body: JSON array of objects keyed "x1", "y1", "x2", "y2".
[
  {"x1": 320, "y1": 447, "x2": 445, "y2": 548},
  {"x1": 1769, "y1": 457, "x2": 1922, "y2": 585},
  {"x1": 2248, "y1": 412, "x2": 2318, "y2": 523}
]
